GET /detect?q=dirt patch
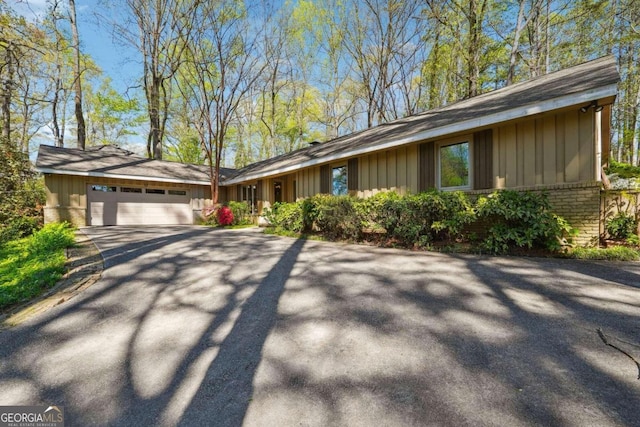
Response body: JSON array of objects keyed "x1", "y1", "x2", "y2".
[{"x1": 0, "y1": 230, "x2": 103, "y2": 330}]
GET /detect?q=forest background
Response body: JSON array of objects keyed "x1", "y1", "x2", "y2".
[{"x1": 2, "y1": 0, "x2": 639, "y2": 173}]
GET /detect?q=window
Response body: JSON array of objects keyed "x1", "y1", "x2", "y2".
[
  {"x1": 332, "y1": 166, "x2": 347, "y2": 195},
  {"x1": 242, "y1": 185, "x2": 257, "y2": 214},
  {"x1": 145, "y1": 188, "x2": 165, "y2": 195},
  {"x1": 91, "y1": 185, "x2": 116, "y2": 192},
  {"x1": 439, "y1": 141, "x2": 470, "y2": 189},
  {"x1": 121, "y1": 187, "x2": 142, "y2": 193},
  {"x1": 168, "y1": 190, "x2": 187, "y2": 196}
]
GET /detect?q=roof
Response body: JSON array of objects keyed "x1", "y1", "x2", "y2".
[
  {"x1": 223, "y1": 55, "x2": 620, "y2": 185},
  {"x1": 36, "y1": 144, "x2": 236, "y2": 185}
]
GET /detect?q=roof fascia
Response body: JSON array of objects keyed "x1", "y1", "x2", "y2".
[
  {"x1": 222, "y1": 84, "x2": 618, "y2": 185},
  {"x1": 36, "y1": 168, "x2": 211, "y2": 186}
]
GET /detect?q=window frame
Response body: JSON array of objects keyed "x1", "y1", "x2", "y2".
[{"x1": 437, "y1": 136, "x2": 473, "y2": 191}]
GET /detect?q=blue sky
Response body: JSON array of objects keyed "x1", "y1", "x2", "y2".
[{"x1": 10, "y1": 0, "x2": 142, "y2": 92}]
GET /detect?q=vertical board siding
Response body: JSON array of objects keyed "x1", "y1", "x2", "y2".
[
  {"x1": 534, "y1": 119, "x2": 544, "y2": 185},
  {"x1": 369, "y1": 153, "x2": 378, "y2": 193},
  {"x1": 503, "y1": 124, "x2": 518, "y2": 187},
  {"x1": 492, "y1": 109, "x2": 595, "y2": 188},
  {"x1": 516, "y1": 123, "x2": 525, "y2": 186},
  {"x1": 406, "y1": 145, "x2": 419, "y2": 193},
  {"x1": 579, "y1": 110, "x2": 594, "y2": 182},
  {"x1": 555, "y1": 113, "x2": 566, "y2": 183},
  {"x1": 564, "y1": 110, "x2": 580, "y2": 182},
  {"x1": 419, "y1": 142, "x2": 435, "y2": 191},
  {"x1": 377, "y1": 152, "x2": 386, "y2": 192},
  {"x1": 543, "y1": 115, "x2": 556, "y2": 184},
  {"x1": 473, "y1": 129, "x2": 493, "y2": 190},
  {"x1": 522, "y1": 121, "x2": 536, "y2": 186},
  {"x1": 347, "y1": 158, "x2": 359, "y2": 191},
  {"x1": 320, "y1": 165, "x2": 331, "y2": 194},
  {"x1": 387, "y1": 150, "x2": 397, "y2": 192},
  {"x1": 396, "y1": 147, "x2": 407, "y2": 193}
]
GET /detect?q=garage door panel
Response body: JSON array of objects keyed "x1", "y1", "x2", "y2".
[
  {"x1": 116, "y1": 202, "x2": 191, "y2": 225},
  {"x1": 88, "y1": 184, "x2": 192, "y2": 226}
]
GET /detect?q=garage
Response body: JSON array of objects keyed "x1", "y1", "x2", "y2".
[{"x1": 88, "y1": 184, "x2": 192, "y2": 226}]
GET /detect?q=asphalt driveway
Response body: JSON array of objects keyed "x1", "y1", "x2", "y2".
[{"x1": 1, "y1": 226, "x2": 639, "y2": 426}]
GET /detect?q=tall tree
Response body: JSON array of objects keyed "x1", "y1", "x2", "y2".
[
  {"x1": 178, "y1": 0, "x2": 266, "y2": 203},
  {"x1": 68, "y1": 0, "x2": 85, "y2": 149},
  {"x1": 113, "y1": 0, "x2": 201, "y2": 159}
]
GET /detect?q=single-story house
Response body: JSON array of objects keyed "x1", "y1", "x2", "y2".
[
  {"x1": 37, "y1": 56, "x2": 619, "y2": 245},
  {"x1": 36, "y1": 144, "x2": 234, "y2": 226}
]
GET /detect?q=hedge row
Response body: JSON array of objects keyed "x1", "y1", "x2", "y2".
[{"x1": 264, "y1": 190, "x2": 575, "y2": 254}]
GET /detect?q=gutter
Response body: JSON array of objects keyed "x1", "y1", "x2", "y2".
[{"x1": 36, "y1": 168, "x2": 211, "y2": 186}]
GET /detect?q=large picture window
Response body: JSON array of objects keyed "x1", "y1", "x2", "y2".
[
  {"x1": 439, "y1": 141, "x2": 470, "y2": 189},
  {"x1": 332, "y1": 166, "x2": 347, "y2": 195}
]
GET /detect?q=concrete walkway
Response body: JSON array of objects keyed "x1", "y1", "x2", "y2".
[{"x1": 0, "y1": 226, "x2": 639, "y2": 426}]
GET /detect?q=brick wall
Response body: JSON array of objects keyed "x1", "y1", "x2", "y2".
[
  {"x1": 43, "y1": 207, "x2": 86, "y2": 228},
  {"x1": 468, "y1": 181, "x2": 603, "y2": 247}
]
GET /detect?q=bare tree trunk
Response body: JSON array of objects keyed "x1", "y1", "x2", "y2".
[
  {"x1": 69, "y1": 0, "x2": 86, "y2": 149},
  {"x1": 51, "y1": 3, "x2": 64, "y2": 147},
  {"x1": 1, "y1": 40, "x2": 13, "y2": 142},
  {"x1": 507, "y1": 0, "x2": 527, "y2": 85},
  {"x1": 633, "y1": 83, "x2": 640, "y2": 166}
]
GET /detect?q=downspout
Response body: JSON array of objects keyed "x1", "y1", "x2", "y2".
[{"x1": 595, "y1": 109, "x2": 602, "y2": 182}]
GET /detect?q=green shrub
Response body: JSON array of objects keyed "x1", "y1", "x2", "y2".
[
  {"x1": 476, "y1": 190, "x2": 574, "y2": 254},
  {"x1": 371, "y1": 191, "x2": 474, "y2": 247},
  {"x1": 264, "y1": 201, "x2": 305, "y2": 233},
  {"x1": 606, "y1": 212, "x2": 637, "y2": 239},
  {"x1": 228, "y1": 201, "x2": 253, "y2": 225},
  {"x1": 308, "y1": 194, "x2": 362, "y2": 240}
]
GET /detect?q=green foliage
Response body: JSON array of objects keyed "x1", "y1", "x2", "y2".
[
  {"x1": 571, "y1": 246, "x2": 640, "y2": 261},
  {"x1": 476, "y1": 191, "x2": 575, "y2": 254},
  {"x1": 264, "y1": 201, "x2": 305, "y2": 233},
  {"x1": 265, "y1": 190, "x2": 573, "y2": 255},
  {"x1": 0, "y1": 222, "x2": 75, "y2": 309},
  {"x1": 305, "y1": 194, "x2": 362, "y2": 240},
  {"x1": 371, "y1": 191, "x2": 474, "y2": 247},
  {"x1": 0, "y1": 142, "x2": 45, "y2": 245},
  {"x1": 606, "y1": 212, "x2": 637, "y2": 239},
  {"x1": 605, "y1": 161, "x2": 640, "y2": 179},
  {"x1": 228, "y1": 201, "x2": 253, "y2": 225}
]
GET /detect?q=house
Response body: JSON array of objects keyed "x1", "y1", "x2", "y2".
[
  {"x1": 38, "y1": 56, "x2": 619, "y2": 245},
  {"x1": 36, "y1": 144, "x2": 234, "y2": 226}
]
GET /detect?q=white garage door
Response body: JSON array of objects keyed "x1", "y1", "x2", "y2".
[{"x1": 88, "y1": 185, "x2": 192, "y2": 225}]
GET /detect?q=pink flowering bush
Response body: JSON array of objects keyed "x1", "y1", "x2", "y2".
[{"x1": 217, "y1": 205, "x2": 234, "y2": 226}]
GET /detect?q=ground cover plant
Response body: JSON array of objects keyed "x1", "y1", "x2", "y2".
[{"x1": 0, "y1": 222, "x2": 76, "y2": 310}]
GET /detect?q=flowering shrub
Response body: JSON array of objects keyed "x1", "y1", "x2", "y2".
[{"x1": 217, "y1": 205, "x2": 234, "y2": 226}]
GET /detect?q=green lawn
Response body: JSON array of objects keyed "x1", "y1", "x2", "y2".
[{"x1": 0, "y1": 223, "x2": 76, "y2": 310}]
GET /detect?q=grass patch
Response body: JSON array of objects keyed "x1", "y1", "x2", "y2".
[
  {"x1": 570, "y1": 246, "x2": 640, "y2": 261},
  {"x1": 263, "y1": 227, "x2": 325, "y2": 241},
  {"x1": 0, "y1": 223, "x2": 76, "y2": 310}
]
